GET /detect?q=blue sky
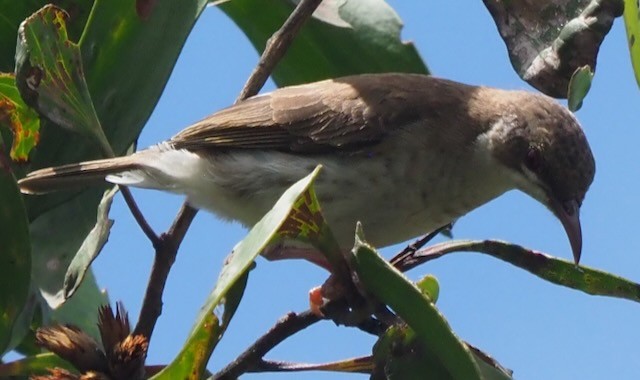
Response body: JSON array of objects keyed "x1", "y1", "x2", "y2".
[{"x1": 93, "y1": 2, "x2": 640, "y2": 379}]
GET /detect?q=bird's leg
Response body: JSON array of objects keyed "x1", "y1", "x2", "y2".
[
  {"x1": 260, "y1": 240, "x2": 376, "y2": 325},
  {"x1": 262, "y1": 238, "x2": 413, "y2": 328},
  {"x1": 309, "y1": 272, "x2": 376, "y2": 327}
]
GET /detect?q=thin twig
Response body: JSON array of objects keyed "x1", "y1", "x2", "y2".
[
  {"x1": 96, "y1": 134, "x2": 160, "y2": 246},
  {"x1": 236, "y1": 0, "x2": 323, "y2": 101},
  {"x1": 119, "y1": 186, "x2": 160, "y2": 246},
  {"x1": 214, "y1": 299, "x2": 388, "y2": 379},
  {"x1": 389, "y1": 223, "x2": 452, "y2": 270},
  {"x1": 214, "y1": 311, "x2": 321, "y2": 380},
  {"x1": 133, "y1": 0, "x2": 324, "y2": 343}
]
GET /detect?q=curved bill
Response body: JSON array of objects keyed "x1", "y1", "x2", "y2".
[{"x1": 550, "y1": 199, "x2": 582, "y2": 264}]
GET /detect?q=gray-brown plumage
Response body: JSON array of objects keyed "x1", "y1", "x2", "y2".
[{"x1": 19, "y1": 73, "x2": 595, "y2": 263}]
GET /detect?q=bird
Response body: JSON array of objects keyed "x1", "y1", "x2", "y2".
[{"x1": 18, "y1": 73, "x2": 595, "y2": 264}]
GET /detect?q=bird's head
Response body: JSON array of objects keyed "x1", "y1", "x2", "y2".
[{"x1": 485, "y1": 91, "x2": 596, "y2": 264}]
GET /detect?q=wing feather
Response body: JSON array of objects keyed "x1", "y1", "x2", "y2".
[{"x1": 169, "y1": 74, "x2": 475, "y2": 153}]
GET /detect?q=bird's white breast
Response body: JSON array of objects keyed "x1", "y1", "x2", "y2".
[{"x1": 124, "y1": 129, "x2": 516, "y2": 249}]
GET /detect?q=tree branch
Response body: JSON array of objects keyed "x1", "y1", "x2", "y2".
[
  {"x1": 214, "y1": 224, "x2": 455, "y2": 378},
  {"x1": 213, "y1": 303, "x2": 385, "y2": 379},
  {"x1": 236, "y1": 0, "x2": 323, "y2": 101},
  {"x1": 133, "y1": 0, "x2": 324, "y2": 343},
  {"x1": 133, "y1": 203, "x2": 197, "y2": 338},
  {"x1": 213, "y1": 311, "x2": 321, "y2": 380}
]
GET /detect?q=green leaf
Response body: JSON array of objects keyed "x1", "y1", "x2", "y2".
[
  {"x1": 0, "y1": 352, "x2": 74, "y2": 377},
  {"x1": 12, "y1": 311, "x2": 41, "y2": 357},
  {"x1": 23, "y1": 0, "x2": 209, "y2": 220},
  {"x1": 152, "y1": 273, "x2": 247, "y2": 380},
  {"x1": 623, "y1": 0, "x2": 640, "y2": 87},
  {"x1": 302, "y1": 0, "x2": 352, "y2": 27},
  {"x1": 76, "y1": 0, "x2": 208, "y2": 157},
  {"x1": 352, "y1": 233, "x2": 482, "y2": 380},
  {"x1": 63, "y1": 187, "x2": 117, "y2": 299},
  {"x1": 152, "y1": 166, "x2": 323, "y2": 379},
  {"x1": 16, "y1": 0, "x2": 207, "y2": 345},
  {"x1": 0, "y1": 0, "x2": 93, "y2": 72},
  {"x1": 416, "y1": 274, "x2": 440, "y2": 303},
  {"x1": 272, "y1": 167, "x2": 346, "y2": 275},
  {"x1": 469, "y1": 345, "x2": 514, "y2": 380},
  {"x1": 274, "y1": 173, "x2": 327, "y2": 244},
  {"x1": 220, "y1": 0, "x2": 428, "y2": 87},
  {"x1": 15, "y1": 5, "x2": 110, "y2": 152},
  {"x1": 0, "y1": 137, "x2": 31, "y2": 356},
  {"x1": 410, "y1": 240, "x2": 640, "y2": 303},
  {"x1": 30, "y1": 190, "x2": 110, "y2": 340},
  {"x1": 372, "y1": 324, "x2": 452, "y2": 380},
  {"x1": 567, "y1": 65, "x2": 594, "y2": 111},
  {"x1": 7, "y1": 291, "x2": 41, "y2": 357},
  {"x1": 475, "y1": 360, "x2": 513, "y2": 380},
  {"x1": 0, "y1": 74, "x2": 40, "y2": 161},
  {"x1": 372, "y1": 325, "x2": 513, "y2": 380},
  {"x1": 51, "y1": 270, "x2": 108, "y2": 341}
]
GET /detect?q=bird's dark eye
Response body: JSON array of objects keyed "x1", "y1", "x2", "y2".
[{"x1": 525, "y1": 147, "x2": 542, "y2": 172}]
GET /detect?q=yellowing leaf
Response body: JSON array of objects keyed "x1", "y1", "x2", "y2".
[{"x1": 0, "y1": 73, "x2": 39, "y2": 161}]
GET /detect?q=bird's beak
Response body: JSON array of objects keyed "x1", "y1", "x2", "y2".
[{"x1": 550, "y1": 198, "x2": 582, "y2": 264}]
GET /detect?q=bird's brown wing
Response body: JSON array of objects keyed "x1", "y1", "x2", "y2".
[{"x1": 170, "y1": 74, "x2": 441, "y2": 153}]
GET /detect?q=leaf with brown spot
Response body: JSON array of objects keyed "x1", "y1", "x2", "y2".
[
  {"x1": 136, "y1": 0, "x2": 159, "y2": 20},
  {"x1": 0, "y1": 73, "x2": 40, "y2": 161},
  {"x1": 11, "y1": 0, "x2": 209, "y2": 354},
  {"x1": 484, "y1": 0, "x2": 623, "y2": 98},
  {"x1": 273, "y1": 171, "x2": 348, "y2": 276},
  {"x1": 14, "y1": 5, "x2": 110, "y2": 151},
  {"x1": 277, "y1": 185, "x2": 325, "y2": 242},
  {"x1": 399, "y1": 239, "x2": 640, "y2": 303}
]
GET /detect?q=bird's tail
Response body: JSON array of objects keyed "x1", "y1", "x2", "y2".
[{"x1": 18, "y1": 156, "x2": 141, "y2": 194}]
